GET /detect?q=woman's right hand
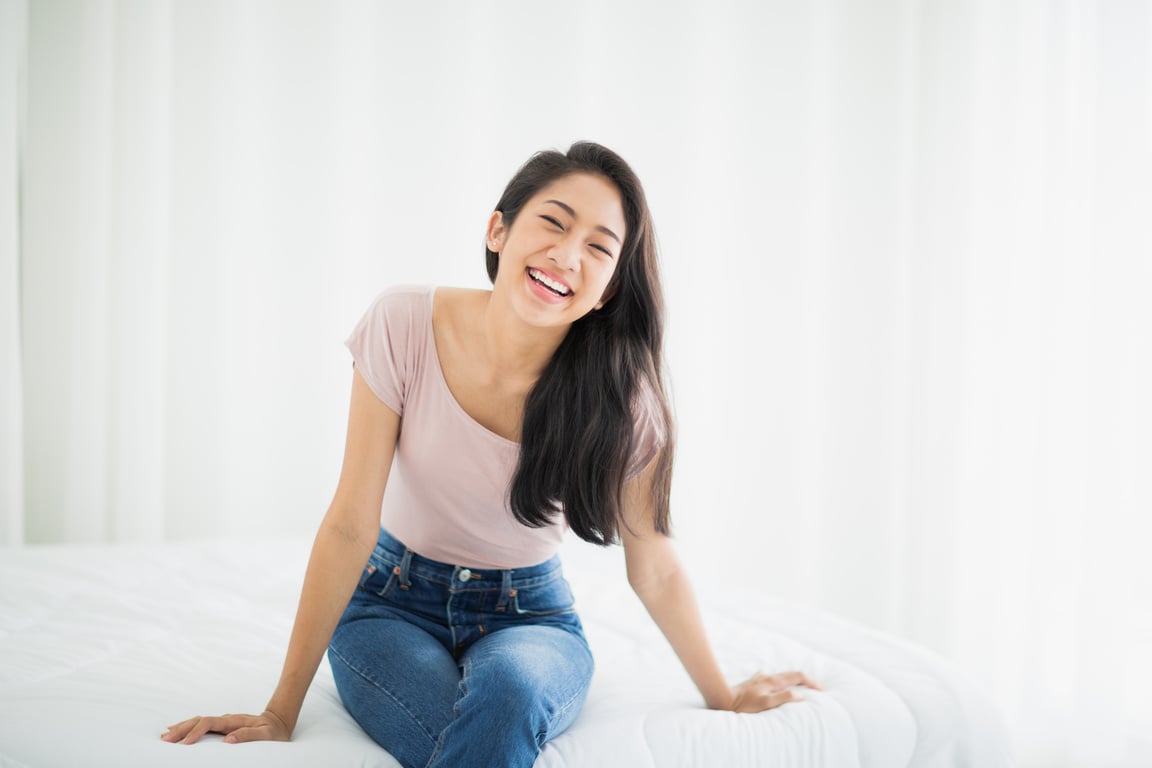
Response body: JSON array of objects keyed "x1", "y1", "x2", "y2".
[{"x1": 161, "y1": 709, "x2": 292, "y2": 745}]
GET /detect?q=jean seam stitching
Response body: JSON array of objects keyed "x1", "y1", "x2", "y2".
[
  {"x1": 543, "y1": 645, "x2": 594, "y2": 741},
  {"x1": 424, "y1": 655, "x2": 470, "y2": 767}
]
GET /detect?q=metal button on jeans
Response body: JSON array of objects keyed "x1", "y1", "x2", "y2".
[{"x1": 458, "y1": 568, "x2": 472, "y2": 582}]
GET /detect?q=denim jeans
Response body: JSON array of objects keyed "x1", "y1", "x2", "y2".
[{"x1": 328, "y1": 527, "x2": 594, "y2": 768}]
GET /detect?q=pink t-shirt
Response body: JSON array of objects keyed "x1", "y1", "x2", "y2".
[{"x1": 345, "y1": 285, "x2": 662, "y2": 569}]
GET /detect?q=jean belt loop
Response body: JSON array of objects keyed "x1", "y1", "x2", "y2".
[
  {"x1": 497, "y1": 568, "x2": 514, "y2": 610},
  {"x1": 398, "y1": 549, "x2": 414, "y2": 587}
]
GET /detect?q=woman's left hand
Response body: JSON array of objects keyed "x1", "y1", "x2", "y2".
[{"x1": 725, "y1": 671, "x2": 824, "y2": 713}]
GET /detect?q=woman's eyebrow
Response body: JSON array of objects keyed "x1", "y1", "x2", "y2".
[{"x1": 544, "y1": 199, "x2": 621, "y2": 244}]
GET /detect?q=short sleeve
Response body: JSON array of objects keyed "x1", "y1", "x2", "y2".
[
  {"x1": 625, "y1": 382, "x2": 669, "y2": 480},
  {"x1": 344, "y1": 287, "x2": 429, "y2": 415}
]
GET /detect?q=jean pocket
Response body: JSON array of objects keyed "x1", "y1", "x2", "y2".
[
  {"x1": 511, "y1": 577, "x2": 576, "y2": 616},
  {"x1": 358, "y1": 554, "x2": 399, "y2": 599}
]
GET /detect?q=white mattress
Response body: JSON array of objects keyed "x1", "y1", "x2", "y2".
[{"x1": 0, "y1": 536, "x2": 1014, "y2": 767}]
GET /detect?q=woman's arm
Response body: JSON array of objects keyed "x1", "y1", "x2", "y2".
[
  {"x1": 619, "y1": 457, "x2": 822, "y2": 713},
  {"x1": 162, "y1": 367, "x2": 399, "y2": 744}
]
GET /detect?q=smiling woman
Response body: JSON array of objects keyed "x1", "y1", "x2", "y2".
[{"x1": 159, "y1": 142, "x2": 820, "y2": 768}]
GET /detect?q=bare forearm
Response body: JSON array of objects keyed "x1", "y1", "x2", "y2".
[
  {"x1": 265, "y1": 520, "x2": 376, "y2": 731},
  {"x1": 619, "y1": 462, "x2": 820, "y2": 716},
  {"x1": 633, "y1": 567, "x2": 734, "y2": 710}
]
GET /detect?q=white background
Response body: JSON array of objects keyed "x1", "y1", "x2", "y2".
[{"x1": 2, "y1": 1, "x2": 1151, "y2": 766}]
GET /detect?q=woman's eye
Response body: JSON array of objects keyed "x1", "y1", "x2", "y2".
[
  {"x1": 541, "y1": 215, "x2": 564, "y2": 230},
  {"x1": 591, "y1": 244, "x2": 614, "y2": 258}
]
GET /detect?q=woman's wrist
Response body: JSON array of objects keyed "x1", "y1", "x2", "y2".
[
  {"x1": 703, "y1": 685, "x2": 736, "y2": 711},
  {"x1": 264, "y1": 687, "x2": 303, "y2": 734},
  {"x1": 262, "y1": 707, "x2": 293, "y2": 735}
]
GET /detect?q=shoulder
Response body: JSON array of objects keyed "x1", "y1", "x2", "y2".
[
  {"x1": 431, "y1": 286, "x2": 491, "y2": 332},
  {"x1": 352, "y1": 285, "x2": 433, "y2": 330},
  {"x1": 345, "y1": 286, "x2": 438, "y2": 413},
  {"x1": 432, "y1": 286, "x2": 489, "y2": 314}
]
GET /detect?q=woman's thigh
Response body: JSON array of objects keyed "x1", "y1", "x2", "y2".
[
  {"x1": 328, "y1": 607, "x2": 461, "y2": 768},
  {"x1": 464, "y1": 624, "x2": 594, "y2": 726}
]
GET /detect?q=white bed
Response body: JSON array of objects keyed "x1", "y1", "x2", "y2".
[{"x1": 0, "y1": 535, "x2": 1015, "y2": 768}]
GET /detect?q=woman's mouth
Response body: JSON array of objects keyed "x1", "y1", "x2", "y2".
[{"x1": 527, "y1": 268, "x2": 572, "y2": 297}]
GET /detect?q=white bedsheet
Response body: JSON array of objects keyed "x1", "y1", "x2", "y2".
[{"x1": 0, "y1": 537, "x2": 1014, "y2": 767}]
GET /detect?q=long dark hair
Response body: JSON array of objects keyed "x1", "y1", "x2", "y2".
[{"x1": 486, "y1": 142, "x2": 675, "y2": 545}]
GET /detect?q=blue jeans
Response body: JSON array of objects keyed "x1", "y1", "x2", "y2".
[{"x1": 328, "y1": 528, "x2": 594, "y2": 768}]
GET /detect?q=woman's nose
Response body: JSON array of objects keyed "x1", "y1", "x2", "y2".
[{"x1": 548, "y1": 237, "x2": 580, "y2": 271}]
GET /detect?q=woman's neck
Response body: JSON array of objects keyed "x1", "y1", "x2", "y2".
[{"x1": 479, "y1": 290, "x2": 569, "y2": 384}]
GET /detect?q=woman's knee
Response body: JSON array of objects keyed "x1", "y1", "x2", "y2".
[{"x1": 461, "y1": 627, "x2": 593, "y2": 730}]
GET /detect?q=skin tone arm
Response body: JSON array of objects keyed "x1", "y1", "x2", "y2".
[
  {"x1": 162, "y1": 368, "x2": 399, "y2": 744},
  {"x1": 619, "y1": 457, "x2": 823, "y2": 712}
]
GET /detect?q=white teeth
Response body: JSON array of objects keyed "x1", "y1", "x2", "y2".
[{"x1": 529, "y1": 268, "x2": 571, "y2": 296}]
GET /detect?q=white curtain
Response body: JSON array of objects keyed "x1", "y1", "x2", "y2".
[
  {"x1": 3, "y1": 1, "x2": 1150, "y2": 765},
  {"x1": 1, "y1": 0, "x2": 24, "y2": 543}
]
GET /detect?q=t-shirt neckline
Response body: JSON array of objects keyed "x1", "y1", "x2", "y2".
[{"x1": 426, "y1": 286, "x2": 521, "y2": 449}]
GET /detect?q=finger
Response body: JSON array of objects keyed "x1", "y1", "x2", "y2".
[
  {"x1": 161, "y1": 717, "x2": 201, "y2": 742},
  {"x1": 164, "y1": 716, "x2": 201, "y2": 731},
  {"x1": 768, "y1": 670, "x2": 823, "y2": 691},
  {"x1": 181, "y1": 716, "x2": 236, "y2": 744},
  {"x1": 224, "y1": 725, "x2": 270, "y2": 744},
  {"x1": 771, "y1": 671, "x2": 809, "y2": 688},
  {"x1": 765, "y1": 687, "x2": 804, "y2": 709},
  {"x1": 782, "y1": 671, "x2": 824, "y2": 691},
  {"x1": 800, "y1": 673, "x2": 824, "y2": 691},
  {"x1": 181, "y1": 718, "x2": 217, "y2": 745}
]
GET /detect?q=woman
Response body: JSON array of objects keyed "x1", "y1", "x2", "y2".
[{"x1": 162, "y1": 142, "x2": 821, "y2": 767}]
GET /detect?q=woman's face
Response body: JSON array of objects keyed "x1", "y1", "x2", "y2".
[{"x1": 488, "y1": 172, "x2": 626, "y2": 330}]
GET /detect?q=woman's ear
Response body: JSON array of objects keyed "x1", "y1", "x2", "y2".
[{"x1": 486, "y1": 211, "x2": 506, "y2": 252}]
